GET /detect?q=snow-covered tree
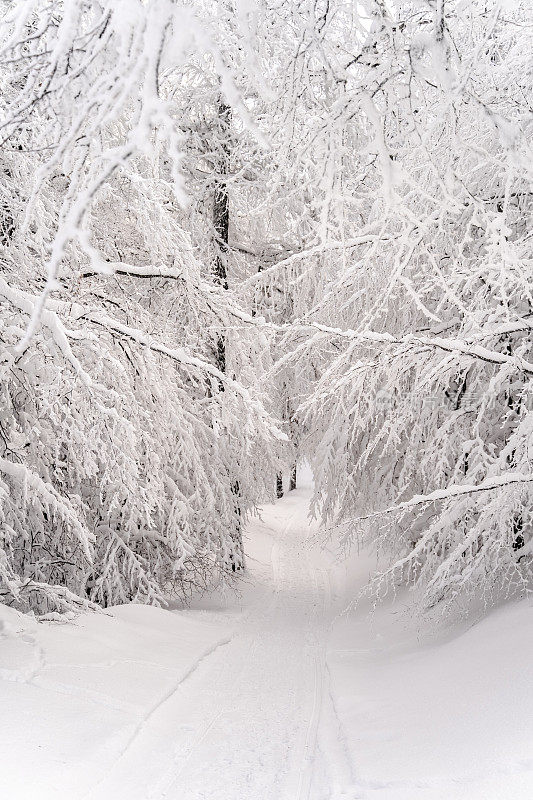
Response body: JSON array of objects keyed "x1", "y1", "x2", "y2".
[
  {"x1": 0, "y1": 0, "x2": 283, "y2": 614},
  {"x1": 2, "y1": 0, "x2": 531, "y2": 621},
  {"x1": 297, "y1": 0, "x2": 533, "y2": 612}
]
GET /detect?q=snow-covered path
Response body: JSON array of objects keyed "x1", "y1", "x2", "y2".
[
  {"x1": 2, "y1": 476, "x2": 533, "y2": 800},
  {"x1": 86, "y1": 482, "x2": 354, "y2": 800}
]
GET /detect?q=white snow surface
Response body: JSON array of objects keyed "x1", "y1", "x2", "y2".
[{"x1": 1, "y1": 470, "x2": 532, "y2": 799}]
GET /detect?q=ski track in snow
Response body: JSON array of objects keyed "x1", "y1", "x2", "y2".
[
  {"x1": 83, "y1": 487, "x2": 353, "y2": 800},
  {"x1": 83, "y1": 634, "x2": 235, "y2": 800}
]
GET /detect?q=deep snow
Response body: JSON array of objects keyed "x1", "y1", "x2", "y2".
[{"x1": 1, "y1": 471, "x2": 532, "y2": 799}]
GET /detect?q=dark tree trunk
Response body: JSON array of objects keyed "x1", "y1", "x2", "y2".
[
  {"x1": 289, "y1": 464, "x2": 297, "y2": 491},
  {"x1": 213, "y1": 99, "x2": 231, "y2": 374},
  {"x1": 276, "y1": 473, "x2": 283, "y2": 499},
  {"x1": 212, "y1": 98, "x2": 243, "y2": 570}
]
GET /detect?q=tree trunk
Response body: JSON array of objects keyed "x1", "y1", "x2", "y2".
[
  {"x1": 289, "y1": 464, "x2": 297, "y2": 491},
  {"x1": 213, "y1": 99, "x2": 231, "y2": 371},
  {"x1": 212, "y1": 97, "x2": 243, "y2": 571},
  {"x1": 276, "y1": 473, "x2": 283, "y2": 499}
]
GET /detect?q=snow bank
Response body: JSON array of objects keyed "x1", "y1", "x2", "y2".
[
  {"x1": 0, "y1": 602, "x2": 234, "y2": 800},
  {"x1": 328, "y1": 552, "x2": 533, "y2": 799}
]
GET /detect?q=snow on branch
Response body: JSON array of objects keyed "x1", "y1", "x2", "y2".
[
  {"x1": 85, "y1": 311, "x2": 287, "y2": 441},
  {"x1": 343, "y1": 473, "x2": 533, "y2": 525},
  {"x1": 0, "y1": 457, "x2": 92, "y2": 559},
  {"x1": 301, "y1": 323, "x2": 533, "y2": 376}
]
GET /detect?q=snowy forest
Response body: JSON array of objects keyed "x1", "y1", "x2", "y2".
[
  {"x1": 1, "y1": 1, "x2": 533, "y2": 798},
  {"x1": 0, "y1": 0, "x2": 531, "y2": 618}
]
